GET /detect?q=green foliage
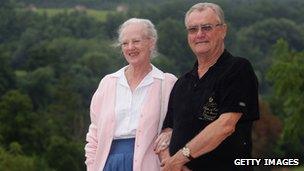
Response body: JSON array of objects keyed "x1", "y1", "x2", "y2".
[
  {"x1": 103, "y1": 12, "x2": 128, "y2": 39},
  {"x1": 134, "y1": 0, "x2": 190, "y2": 24},
  {"x1": 16, "y1": 67, "x2": 55, "y2": 109},
  {"x1": 0, "y1": 145, "x2": 36, "y2": 171},
  {"x1": 0, "y1": 143, "x2": 52, "y2": 171},
  {"x1": 0, "y1": 90, "x2": 56, "y2": 162},
  {"x1": 0, "y1": 90, "x2": 40, "y2": 152},
  {"x1": 235, "y1": 18, "x2": 304, "y2": 94},
  {"x1": 46, "y1": 136, "x2": 85, "y2": 171},
  {"x1": 252, "y1": 100, "x2": 283, "y2": 158},
  {"x1": 157, "y1": 18, "x2": 193, "y2": 75},
  {"x1": 48, "y1": 11, "x2": 105, "y2": 39},
  {"x1": 152, "y1": 54, "x2": 177, "y2": 74},
  {"x1": 0, "y1": 0, "x2": 18, "y2": 43},
  {"x1": 236, "y1": 18, "x2": 304, "y2": 71},
  {"x1": 0, "y1": 48, "x2": 16, "y2": 95},
  {"x1": 36, "y1": 8, "x2": 108, "y2": 22},
  {"x1": 267, "y1": 39, "x2": 304, "y2": 158}
]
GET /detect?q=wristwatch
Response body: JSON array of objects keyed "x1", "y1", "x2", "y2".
[{"x1": 181, "y1": 146, "x2": 194, "y2": 160}]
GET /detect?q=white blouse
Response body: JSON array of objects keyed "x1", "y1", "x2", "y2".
[{"x1": 113, "y1": 65, "x2": 162, "y2": 139}]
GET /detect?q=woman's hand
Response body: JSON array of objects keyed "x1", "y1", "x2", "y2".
[{"x1": 154, "y1": 128, "x2": 172, "y2": 153}]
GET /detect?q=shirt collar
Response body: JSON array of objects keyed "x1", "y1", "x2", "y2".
[
  {"x1": 186, "y1": 49, "x2": 231, "y2": 78},
  {"x1": 110, "y1": 64, "x2": 164, "y2": 80},
  {"x1": 111, "y1": 64, "x2": 164, "y2": 88},
  {"x1": 111, "y1": 64, "x2": 164, "y2": 80}
]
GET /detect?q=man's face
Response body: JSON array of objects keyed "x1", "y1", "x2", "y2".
[{"x1": 186, "y1": 8, "x2": 226, "y2": 57}]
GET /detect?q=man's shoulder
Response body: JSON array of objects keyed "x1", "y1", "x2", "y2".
[
  {"x1": 215, "y1": 51, "x2": 257, "y2": 83},
  {"x1": 223, "y1": 52, "x2": 253, "y2": 68},
  {"x1": 175, "y1": 71, "x2": 191, "y2": 84},
  {"x1": 232, "y1": 56, "x2": 252, "y2": 66},
  {"x1": 220, "y1": 53, "x2": 255, "y2": 76},
  {"x1": 166, "y1": 72, "x2": 190, "y2": 93}
]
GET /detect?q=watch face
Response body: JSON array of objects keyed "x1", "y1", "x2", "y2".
[{"x1": 182, "y1": 147, "x2": 190, "y2": 157}]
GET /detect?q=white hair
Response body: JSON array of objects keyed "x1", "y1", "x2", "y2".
[
  {"x1": 185, "y1": 2, "x2": 226, "y2": 27},
  {"x1": 117, "y1": 18, "x2": 158, "y2": 58}
]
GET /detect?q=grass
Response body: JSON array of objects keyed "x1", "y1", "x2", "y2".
[
  {"x1": 292, "y1": 166, "x2": 304, "y2": 171},
  {"x1": 35, "y1": 8, "x2": 109, "y2": 22}
]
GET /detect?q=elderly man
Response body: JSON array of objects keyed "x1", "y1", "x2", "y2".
[{"x1": 155, "y1": 2, "x2": 259, "y2": 171}]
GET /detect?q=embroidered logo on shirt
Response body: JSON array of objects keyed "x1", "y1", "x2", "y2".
[
  {"x1": 198, "y1": 96, "x2": 219, "y2": 121},
  {"x1": 239, "y1": 102, "x2": 246, "y2": 107}
]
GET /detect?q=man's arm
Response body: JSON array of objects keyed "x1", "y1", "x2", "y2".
[
  {"x1": 162, "y1": 112, "x2": 242, "y2": 170},
  {"x1": 187, "y1": 112, "x2": 242, "y2": 157}
]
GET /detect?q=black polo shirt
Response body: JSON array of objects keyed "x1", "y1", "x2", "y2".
[{"x1": 163, "y1": 50, "x2": 259, "y2": 171}]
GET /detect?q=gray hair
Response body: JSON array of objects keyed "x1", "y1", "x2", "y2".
[
  {"x1": 184, "y1": 2, "x2": 226, "y2": 27},
  {"x1": 117, "y1": 18, "x2": 158, "y2": 58}
]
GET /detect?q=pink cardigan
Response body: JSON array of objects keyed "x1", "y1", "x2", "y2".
[{"x1": 85, "y1": 70, "x2": 177, "y2": 171}]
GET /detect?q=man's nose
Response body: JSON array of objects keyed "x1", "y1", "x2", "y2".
[{"x1": 196, "y1": 28, "x2": 206, "y2": 37}]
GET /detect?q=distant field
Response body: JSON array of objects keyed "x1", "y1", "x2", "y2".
[
  {"x1": 293, "y1": 166, "x2": 304, "y2": 171},
  {"x1": 36, "y1": 8, "x2": 109, "y2": 22}
]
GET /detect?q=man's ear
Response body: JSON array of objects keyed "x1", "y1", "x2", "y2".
[{"x1": 221, "y1": 25, "x2": 227, "y2": 39}]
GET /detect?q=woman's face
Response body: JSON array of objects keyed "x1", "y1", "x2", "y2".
[{"x1": 120, "y1": 23, "x2": 154, "y2": 67}]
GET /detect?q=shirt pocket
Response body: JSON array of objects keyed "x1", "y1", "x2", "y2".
[{"x1": 196, "y1": 91, "x2": 220, "y2": 122}]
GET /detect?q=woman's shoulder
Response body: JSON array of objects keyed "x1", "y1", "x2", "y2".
[
  {"x1": 97, "y1": 67, "x2": 125, "y2": 88},
  {"x1": 164, "y1": 73, "x2": 177, "y2": 83}
]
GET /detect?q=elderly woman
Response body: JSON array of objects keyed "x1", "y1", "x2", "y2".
[{"x1": 84, "y1": 18, "x2": 177, "y2": 171}]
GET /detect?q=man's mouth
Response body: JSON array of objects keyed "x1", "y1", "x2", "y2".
[{"x1": 195, "y1": 41, "x2": 209, "y2": 44}]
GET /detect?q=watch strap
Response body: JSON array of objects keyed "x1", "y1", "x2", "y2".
[{"x1": 187, "y1": 153, "x2": 194, "y2": 161}]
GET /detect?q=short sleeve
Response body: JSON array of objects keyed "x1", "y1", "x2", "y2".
[
  {"x1": 217, "y1": 59, "x2": 259, "y2": 121},
  {"x1": 162, "y1": 84, "x2": 176, "y2": 129}
]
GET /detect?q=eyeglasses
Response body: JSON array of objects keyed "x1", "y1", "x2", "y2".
[{"x1": 186, "y1": 23, "x2": 224, "y2": 34}]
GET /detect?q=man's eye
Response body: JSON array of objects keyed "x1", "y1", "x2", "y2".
[
  {"x1": 188, "y1": 27, "x2": 198, "y2": 33},
  {"x1": 201, "y1": 25, "x2": 212, "y2": 31}
]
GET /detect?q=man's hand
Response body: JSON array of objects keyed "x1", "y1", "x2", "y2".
[
  {"x1": 161, "y1": 150, "x2": 189, "y2": 171},
  {"x1": 182, "y1": 166, "x2": 192, "y2": 171},
  {"x1": 158, "y1": 148, "x2": 170, "y2": 164}
]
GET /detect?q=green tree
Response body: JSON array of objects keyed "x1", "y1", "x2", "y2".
[
  {"x1": 267, "y1": 39, "x2": 304, "y2": 158},
  {"x1": 236, "y1": 18, "x2": 304, "y2": 71},
  {"x1": 157, "y1": 18, "x2": 192, "y2": 75},
  {"x1": 103, "y1": 12, "x2": 127, "y2": 39},
  {"x1": 0, "y1": 144, "x2": 36, "y2": 171},
  {"x1": 45, "y1": 136, "x2": 85, "y2": 171},
  {"x1": 252, "y1": 100, "x2": 283, "y2": 158},
  {"x1": 0, "y1": 90, "x2": 39, "y2": 153},
  {"x1": 48, "y1": 11, "x2": 104, "y2": 39},
  {"x1": 0, "y1": 47, "x2": 15, "y2": 95},
  {"x1": 235, "y1": 18, "x2": 304, "y2": 93},
  {"x1": 0, "y1": 0, "x2": 18, "y2": 43},
  {"x1": 16, "y1": 67, "x2": 55, "y2": 110}
]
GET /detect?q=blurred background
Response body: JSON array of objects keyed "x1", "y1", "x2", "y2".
[{"x1": 0, "y1": 0, "x2": 303, "y2": 170}]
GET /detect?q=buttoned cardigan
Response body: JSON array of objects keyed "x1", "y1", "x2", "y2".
[{"x1": 85, "y1": 70, "x2": 177, "y2": 171}]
